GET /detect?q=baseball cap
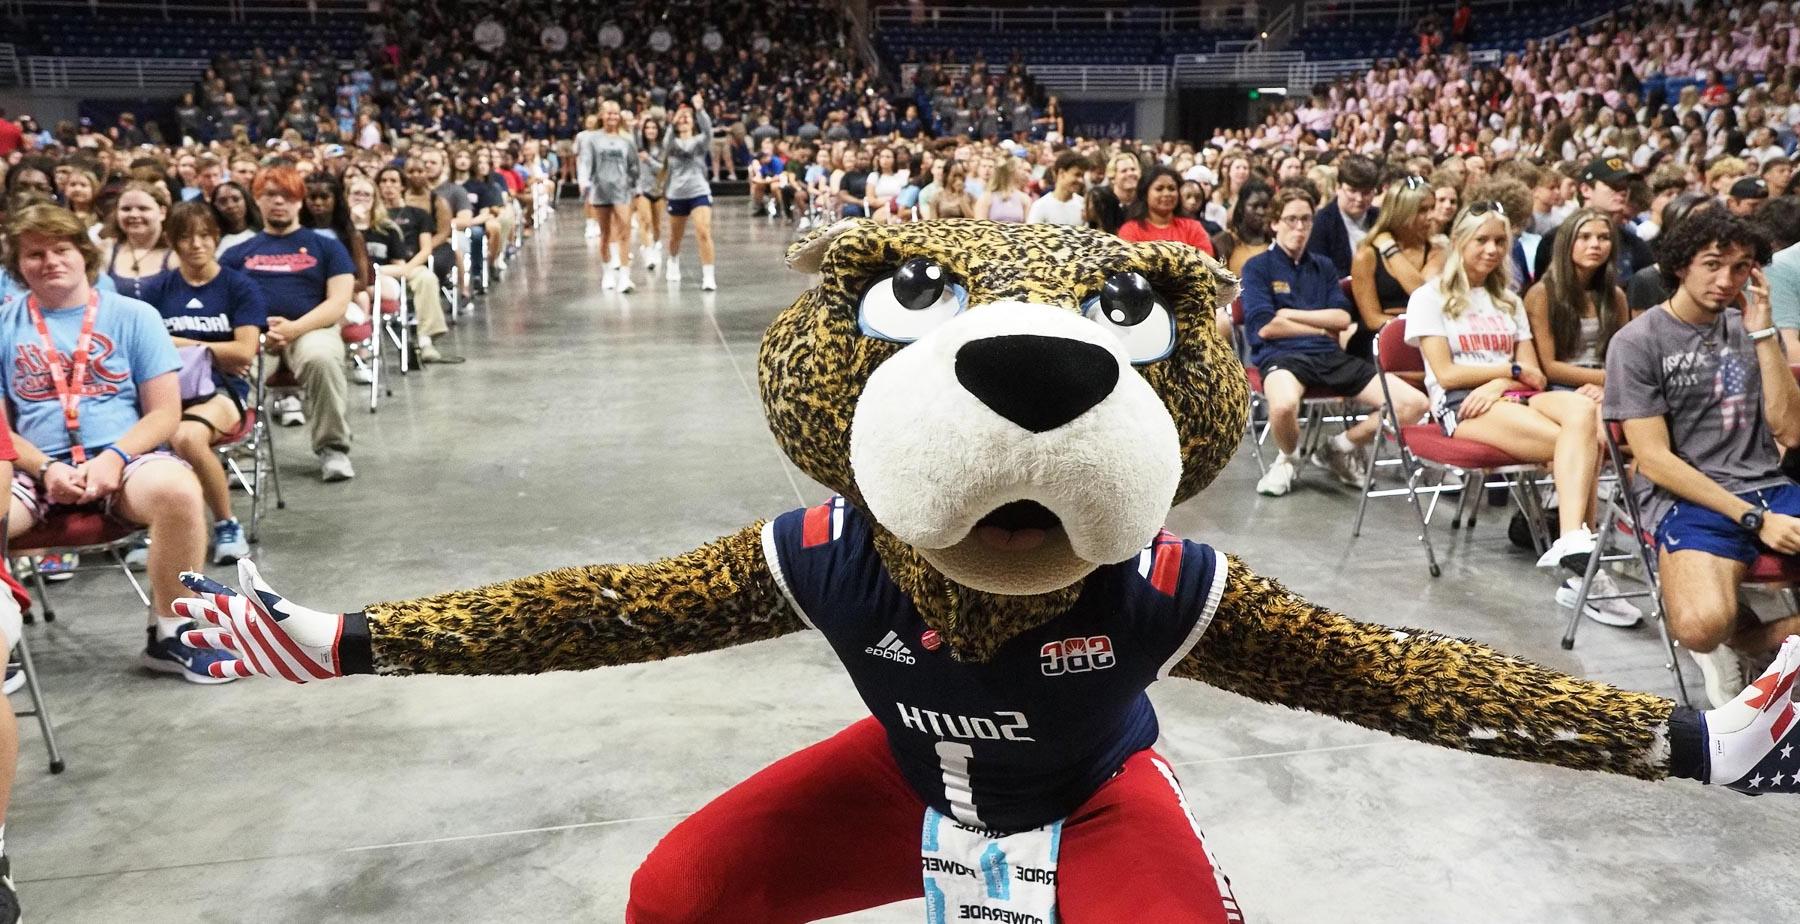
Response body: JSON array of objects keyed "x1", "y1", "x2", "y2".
[
  {"x1": 1184, "y1": 165, "x2": 1219, "y2": 186},
  {"x1": 1730, "y1": 176, "x2": 1770, "y2": 199},
  {"x1": 322, "y1": 144, "x2": 346, "y2": 158},
  {"x1": 1579, "y1": 156, "x2": 1639, "y2": 187}
]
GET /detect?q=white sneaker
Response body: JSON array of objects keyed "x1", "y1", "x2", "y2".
[
  {"x1": 701, "y1": 266, "x2": 717, "y2": 291},
  {"x1": 350, "y1": 359, "x2": 374, "y2": 385},
  {"x1": 1310, "y1": 436, "x2": 1368, "y2": 488},
  {"x1": 1256, "y1": 455, "x2": 1297, "y2": 497},
  {"x1": 1536, "y1": 525, "x2": 1597, "y2": 572},
  {"x1": 1555, "y1": 574, "x2": 1643, "y2": 628},
  {"x1": 584, "y1": 219, "x2": 599, "y2": 239},
  {"x1": 666, "y1": 261, "x2": 682, "y2": 283},
  {"x1": 644, "y1": 242, "x2": 660, "y2": 270},
  {"x1": 617, "y1": 266, "x2": 636, "y2": 293},
  {"x1": 602, "y1": 264, "x2": 617, "y2": 291},
  {"x1": 1690, "y1": 644, "x2": 1752, "y2": 708},
  {"x1": 274, "y1": 395, "x2": 305, "y2": 427},
  {"x1": 318, "y1": 449, "x2": 355, "y2": 483}
]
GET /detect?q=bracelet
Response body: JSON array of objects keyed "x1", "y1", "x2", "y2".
[
  {"x1": 36, "y1": 458, "x2": 58, "y2": 482},
  {"x1": 103, "y1": 445, "x2": 131, "y2": 466},
  {"x1": 1749, "y1": 327, "x2": 1779, "y2": 342}
]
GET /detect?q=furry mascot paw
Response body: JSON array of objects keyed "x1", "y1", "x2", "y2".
[{"x1": 183, "y1": 220, "x2": 1788, "y2": 922}]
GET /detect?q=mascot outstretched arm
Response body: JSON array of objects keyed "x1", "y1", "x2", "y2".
[{"x1": 181, "y1": 221, "x2": 1795, "y2": 924}]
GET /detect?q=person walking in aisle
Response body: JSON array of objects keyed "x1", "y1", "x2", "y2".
[
  {"x1": 662, "y1": 93, "x2": 718, "y2": 291},
  {"x1": 579, "y1": 100, "x2": 639, "y2": 293}
]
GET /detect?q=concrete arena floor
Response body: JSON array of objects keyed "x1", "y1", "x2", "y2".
[{"x1": 9, "y1": 205, "x2": 1799, "y2": 924}]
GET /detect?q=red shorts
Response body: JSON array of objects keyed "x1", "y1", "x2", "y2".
[{"x1": 627, "y1": 717, "x2": 1245, "y2": 923}]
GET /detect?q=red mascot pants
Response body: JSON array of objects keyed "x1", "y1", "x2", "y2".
[{"x1": 627, "y1": 717, "x2": 1245, "y2": 923}]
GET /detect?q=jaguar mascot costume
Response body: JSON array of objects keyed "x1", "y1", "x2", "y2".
[{"x1": 178, "y1": 220, "x2": 1800, "y2": 923}]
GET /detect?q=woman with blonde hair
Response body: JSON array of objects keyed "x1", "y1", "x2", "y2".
[
  {"x1": 1405, "y1": 202, "x2": 1616, "y2": 603},
  {"x1": 63, "y1": 165, "x2": 100, "y2": 231},
  {"x1": 975, "y1": 156, "x2": 1032, "y2": 223},
  {"x1": 1349, "y1": 175, "x2": 1444, "y2": 357},
  {"x1": 577, "y1": 101, "x2": 639, "y2": 292}
]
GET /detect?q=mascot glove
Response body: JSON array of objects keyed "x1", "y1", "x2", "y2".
[
  {"x1": 174, "y1": 560, "x2": 347, "y2": 683},
  {"x1": 1694, "y1": 635, "x2": 1800, "y2": 793}
]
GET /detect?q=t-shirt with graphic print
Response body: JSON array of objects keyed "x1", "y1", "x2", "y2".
[
  {"x1": 221, "y1": 228, "x2": 354, "y2": 321},
  {"x1": 1404, "y1": 281, "x2": 1530, "y2": 412},
  {"x1": 0, "y1": 290, "x2": 180, "y2": 459},
  {"x1": 1604, "y1": 304, "x2": 1789, "y2": 530}
]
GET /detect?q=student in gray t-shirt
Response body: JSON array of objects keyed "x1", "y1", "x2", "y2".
[{"x1": 1602, "y1": 209, "x2": 1800, "y2": 706}]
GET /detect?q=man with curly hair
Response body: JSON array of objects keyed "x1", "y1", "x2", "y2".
[{"x1": 1605, "y1": 210, "x2": 1800, "y2": 708}]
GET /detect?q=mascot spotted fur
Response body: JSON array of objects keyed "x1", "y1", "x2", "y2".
[{"x1": 179, "y1": 220, "x2": 1800, "y2": 923}]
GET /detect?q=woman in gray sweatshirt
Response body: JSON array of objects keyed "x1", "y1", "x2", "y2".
[
  {"x1": 635, "y1": 115, "x2": 668, "y2": 272},
  {"x1": 661, "y1": 93, "x2": 717, "y2": 290},
  {"x1": 577, "y1": 99, "x2": 640, "y2": 291}
]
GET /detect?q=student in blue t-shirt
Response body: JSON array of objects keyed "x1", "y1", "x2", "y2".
[
  {"x1": 220, "y1": 166, "x2": 356, "y2": 482},
  {"x1": 0, "y1": 201, "x2": 234, "y2": 685},
  {"x1": 155, "y1": 202, "x2": 267, "y2": 563}
]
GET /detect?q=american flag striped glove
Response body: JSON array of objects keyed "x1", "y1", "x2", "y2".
[
  {"x1": 1671, "y1": 635, "x2": 1800, "y2": 794},
  {"x1": 173, "y1": 560, "x2": 369, "y2": 682}
]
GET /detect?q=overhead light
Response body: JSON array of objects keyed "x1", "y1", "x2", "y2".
[
  {"x1": 1256, "y1": 87, "x2": 1288, "y2": 94},
  {"x1": 1261, "y1": 31, "x2": 1269, "y2": 38}
]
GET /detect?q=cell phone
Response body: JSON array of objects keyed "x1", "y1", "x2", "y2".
[{"x1": 1502, "y1": 389, "x2": 1540, "y2": 401}]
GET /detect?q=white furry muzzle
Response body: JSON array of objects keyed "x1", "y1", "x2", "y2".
[{"x1": 849, "y1": 301, "x2": 1182, "y2": 594}]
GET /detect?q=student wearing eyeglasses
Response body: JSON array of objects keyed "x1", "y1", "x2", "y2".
[
  {"x1": 1245, "y1": 187, "x2": 1427, "y2": 497},
  {"x1": 1407, "y1": 202, "x2": 1614, "y2": 604}
]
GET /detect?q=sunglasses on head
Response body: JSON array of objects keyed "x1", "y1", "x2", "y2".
[
  {"x1": 1401, "y1": 175, "x2": 1429, "y2": 190},
  {"x1": 1465, "y1": 200, "x2": 1506, "y2": 219}
]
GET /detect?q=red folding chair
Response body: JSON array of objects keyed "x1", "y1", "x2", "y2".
[
  {"x1": 1229, "y1": 296, "x2": 1357, "y2": 476},
  {"x1": 1354, "y1": 315, "x2": 1551, "y2": 577},
  {"x1": 7, "y1": 510, "x2": 148, "y2": 624}
]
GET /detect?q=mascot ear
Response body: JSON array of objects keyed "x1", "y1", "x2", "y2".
[
  {"x1": 786, "y1": 217, "x2": 872, "y2": 274},
  {"x1": 1194, "y1": 249, "x2": 1239, "y2": 309}
]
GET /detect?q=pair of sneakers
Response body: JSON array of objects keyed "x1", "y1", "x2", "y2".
[
  {"x1": 1538, "y1": 526, "x2": 1645, "y2": 628},
  {"x1": 1255, "y1": 437, "x2": 1369, "y2": 498}
]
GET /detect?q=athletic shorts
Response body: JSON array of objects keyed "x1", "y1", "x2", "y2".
[
  {"x1": 1656, "y1": 481, "x2": 1800, "y2": 564},
  {"x1": 1258, "y1": 350, "x2": 1378, "y2": 397},
  {"x1": 666, "y1": 195, "x2": 712, "y2": 216},
  {"x1": 10, "y1": 450, "x2": 190, "y2": 526}
]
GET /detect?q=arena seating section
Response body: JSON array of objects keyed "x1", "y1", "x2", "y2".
[{"x1": 19, "y1": 12, "x2": 364, "y2": 59}]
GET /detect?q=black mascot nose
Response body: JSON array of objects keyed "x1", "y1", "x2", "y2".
[{"x1": 954, "y1": 334, "x2": 1120, "y2": 433}]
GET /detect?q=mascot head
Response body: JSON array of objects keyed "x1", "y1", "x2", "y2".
[{"x1": 759, "y1": 219, "x2": 1245, "y2": 657}]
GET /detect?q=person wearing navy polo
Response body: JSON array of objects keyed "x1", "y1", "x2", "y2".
[
  {"x1": 1243, "y1": 187, "x2": 1427, "y2": 497},
  {"x1": 221, "y1": 166, "x2": 356, "y2": 482}
]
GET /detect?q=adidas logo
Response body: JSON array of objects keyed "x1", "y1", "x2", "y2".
[
  {"x1": 864, "y1": 630, "x2": 916, "y2": 664},
  {"x1": 186, "y1": 297, "x2": 204, "y2": 309}
]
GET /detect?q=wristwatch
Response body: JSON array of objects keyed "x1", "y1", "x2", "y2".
[
  {"x1": 1749, "y1": 327, "x2": 1779, "y2": 342},
  {"x1": 1740, "y1": 507, "x2": 1766, "y2": 534}
]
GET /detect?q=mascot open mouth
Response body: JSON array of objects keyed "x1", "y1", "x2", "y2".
[{"x1": 972, "y1": 500, "x2": 1064, "y2": 552}]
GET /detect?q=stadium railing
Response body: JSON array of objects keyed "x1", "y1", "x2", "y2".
[
  {"x1": 24, "y1": 54, "x2": 206, "y2": 89},
  {"x1": 0, "y1": 0, "x2": 364, "y2": 22},
  {"x1": 874, "y1": 4, "x2": 1259, "y2": 33},
  {"x1": 901, "y1": 62, "x2": 1170, "y2": 95}
]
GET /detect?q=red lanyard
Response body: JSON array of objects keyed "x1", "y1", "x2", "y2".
[{"x1": 24, "y1": 290, "x2": 101, "y2": 464}]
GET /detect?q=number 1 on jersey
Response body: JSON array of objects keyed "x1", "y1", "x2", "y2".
[{"x1": 935, "y1": 739, "x2": 984, "y2": 827}]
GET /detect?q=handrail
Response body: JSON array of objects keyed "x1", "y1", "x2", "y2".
[
  {"x1": 1261, "y1": 5, "x2": 1296, "y2": 49},
  {"x1": 3, "y1": 0, "x2": 366, "y2": 21},
  {"x1": 25, "y1": 54, "x2": 207, "y2": 89},
  {"x1": 1298, "y1": 0, "x2": 1599, "y2": 28},
  {"x1": 0, "y1": 43, "x2": 20, "y2": 86},
  {"x1": 900, "y1": 62, "x2": 1169, "y2": 95},
  {"x1": 875, "y1": 4, "x2": 1260, "y2": 33}
]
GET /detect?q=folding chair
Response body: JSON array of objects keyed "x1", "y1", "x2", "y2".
[
  {"x1": 377, "y1": 271, "x2": 416, "y2": 378},
  {"x1": 1228, "y1": 296, "x2": 1354, "y2": 476},
  {"x1": 2, "y1": 566, "x2": 63, "y2": 773},
  {"x1": 7, "y1": 510, "x2": 149, "y2": 624},
  {"x1": 213, "y1": 349, "x2": 284, "y2": 543},
  {"x1": 1353, "y1": 315, "x2": 1552, "y2": 577},
  {"x1": 446, "y1": 226, "x2": 474, "y2": 318},
  {"x1": 339, "y1": 292, "x2": 391, "y2": 414}
]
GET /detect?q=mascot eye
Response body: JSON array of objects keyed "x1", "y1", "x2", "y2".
[
  {"x1": 857, "y1": 259, "x2": 967, "y2": 343},
  {"x1": 1082, "y1": 272, "x2": 1176, "y2": 365}
]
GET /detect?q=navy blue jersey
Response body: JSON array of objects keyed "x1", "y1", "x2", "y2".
[{"x1": 764, "y1": 497, "x2": 1225, "y2": 833}]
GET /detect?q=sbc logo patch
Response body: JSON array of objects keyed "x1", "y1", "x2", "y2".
[{"x1": 1039, "y1": 635, "x2": 1115, "y2": 676}]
